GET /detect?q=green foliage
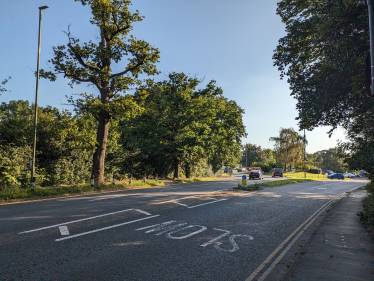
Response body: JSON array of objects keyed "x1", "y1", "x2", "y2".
[
  {"x1": 309, "y1": 168, "x2": 322, "y2": 174},
  {"x1": 358, "y1": 183, "x2": 374, "y2": 232},
  {"x1": 122, "y1": 72, "x2": 246, "y2": 179},
  {"x1": 250, "y1": 162, "x2": 271, "y2": 172},
  {"x1": 269, "y1": 127, "x2": 306, "y2": 170},
  {"x1": 0, "y1": 76, "x2": 11, "y2": 94},
  {"x1": 274, "y1": 0, "x2": 374, "y2": 178}
]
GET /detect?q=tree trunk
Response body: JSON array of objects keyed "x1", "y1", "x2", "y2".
[
  {"x1": 173, "y1": 160, "x2": 179, "y2": 179},
  {"x1": 185, "y1": 164, "x2": 191, "y2": 178},
  {"x1": 92, "y1": 108, "x2": 110, "y2": 184}
]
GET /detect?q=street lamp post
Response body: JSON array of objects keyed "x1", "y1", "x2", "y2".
[
  {"x1": 31, "y1": 5, "x2": 49, "y2": 190},
  {"x1": 358, "y1": 0, "x2": 374, "y2": 95},
  {"x1": 304, "y1": 129, "x2": 306, "y2": 178}
]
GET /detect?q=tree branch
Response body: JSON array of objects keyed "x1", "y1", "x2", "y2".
[
  {"x1": 67, "y1": 43, "x2": 100, "y2": 72},
  {"x1": 111, "y1": 61, "x2": 144, "y2": 78}
]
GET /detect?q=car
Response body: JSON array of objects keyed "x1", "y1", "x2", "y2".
[
  {"x1": 326, "y1": 170, "x2": 335, "y2": 175},
  {"x1": 249, "y1": 170, "x2": 264, "y2": 180},
  {"x1": 328, "y1": 173, "x2": 345, "y2": 180},
  {"x1": 237, "y1": 168, "x2": 245, "y2": 172},
  {"x1": 272, "y1": 168, "x2": 283, "y2": 177}
]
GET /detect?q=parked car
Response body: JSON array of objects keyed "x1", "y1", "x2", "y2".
[
  {"x1": 249, "y1": 170, "x2": 264, "y2": 180},
  {"x1": 326, "y1": 170, "x2": 335, "y2": 175},
  {"x1": 237, "y1": 168, "x2": 245, "y2": 172},
  {"x1": 272, "y1": 168, "x2": 283, "y2": 177},
  {"x1": 328, "y1": 173, "x2": 345, "y2": 180}
]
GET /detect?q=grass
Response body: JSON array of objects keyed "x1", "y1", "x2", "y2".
[
  {"x1": 0, "y1": 180, "x2": 167, "y2": 203},
  {"x1": 358, "y1": 182, "x2": 374, "y2": 233},
  {"x1": 172, "y1": 176, "x2": 222, "y2": 183},
  {"x1": 0, "y1": 175, "x2": 232, "y2": 204},
  {"x1": 260, "y1": 178, "x2": 313, "y2": 187},
  {"x1": 283, "y1": 171, "x2": 352, "y2": 180},
  {"x1": 234, "y1": 183, "x2": 262, "y2": 191}
]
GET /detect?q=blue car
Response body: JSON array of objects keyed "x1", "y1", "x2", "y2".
[{"x1": 328, "y1": 173, "x2": 345, "y2": 180}]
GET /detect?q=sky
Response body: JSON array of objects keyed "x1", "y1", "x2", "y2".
[{"x1": 0, "y1": 0, "x2": 347, "y2": 153}]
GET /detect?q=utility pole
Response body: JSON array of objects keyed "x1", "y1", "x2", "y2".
[
  {"x1": 31, "y1": 5, "x2": 49, "y2": 190},
  {"x1": 358, "y1": 0, "x2": 374, "y2": 94},
  {"x1": 304, "y1": 128, "x2": 306, "y2": 178},
  {"x1": 246, "y1": 143, "x2": 247, "y2": 168}
]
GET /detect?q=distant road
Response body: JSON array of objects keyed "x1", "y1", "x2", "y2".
[{"x1": 0, "y1": 172, "x2": 368, "y2": 280}]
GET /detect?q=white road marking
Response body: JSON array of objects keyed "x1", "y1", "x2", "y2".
[
  {"x1": 134, "y1": 209, "x2": 152, "y2": 216},
  {"x1": 167, "y1": 225, "x2": 207, "y2": 239},
  {"x1": 19, "y1": 208, "x2": 134, "y2": 234},
  {"x1": 88, "y1": 194, "x2": 140, "y2": 201},
  {"x1": 55, "y1": 215, "x2": 160, "y2": 242},
  {"x1": 136, "y1": 221, "x2": 188, "y2": 236},
  {"x1": 247, "y1": 185, "x2": 364, "y2": 281},
  {"x1": 155, "y1": 190, "x2": 227, "y2": 204},
  {"x1": 214, "y1": 234, "x2": 253, "y2": 253},
  {"x1": 59, "y1": 226, "x2": 69, "y2": 236},
  {"x1": 187, "y1": 199, "x2": 226, "y2": 209},
  {"x1": 174, "y1": 202, "x2": 189, "y2": 207},
  {"x1": 201, "y1": 228, "x2": 231, "y2": 247}
]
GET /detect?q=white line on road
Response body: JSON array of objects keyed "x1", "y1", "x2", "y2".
[
  {"x1": 89, "y1": 194, "x2": 140, "y2": 201},
  {"x1": 201, "y1": 228, "x2": 231, "y2": 247},
  {"x1": 19, "y1": 208, "x2": 134, "y2": 234},
  {"x1": 59, "y1": 226, "x2": 69, "y2": 236},
  {"x1": 187, "y1": 199, "x2": 226, "y2": 209},
  {"x1": 134, "y1": 209, "x2": 152, "y2": 216},
  {"x1": 55, "y1": 215, "x2": 160, "y2": 242},
  {"x1": 155, "y1": 190, "x2": 227, "y2": 204}
]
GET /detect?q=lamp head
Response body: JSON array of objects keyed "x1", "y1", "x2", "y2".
[{"x1": 39, "y1": 6, "x2": 49, "y2": 10}]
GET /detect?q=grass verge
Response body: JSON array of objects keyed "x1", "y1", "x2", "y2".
[
  {"x1": 0, "y1": 180, "x2": 167, "y2": 203},
  {"x1": 283, "y1": 171, "x2": 352, "y2": 180},
  {"x1": 172, "y1": 176, "x2": 231, "y2": 184},
  {"x1": 260, "y1": 178, "x2": 313, "y2": 187},
  {"x1": 233, "y1": 183, "x2": 262, "y2": 191},
  {"x1": 358, "y1": 182, "x2": 374, "y2": 234}
]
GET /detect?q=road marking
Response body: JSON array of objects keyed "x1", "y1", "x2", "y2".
[
  {"x1": 134, "y1": 209, "x2": 152, "y2": 216},
  {"x1": 88, "y1": 194, "x2": 140, "y2": 201},
  {"x1": 187, "y1": 199, "x2": 226, "y2": 209},
  {"x1": 59, "y1": 226, "x2": 69, "y2": 236},
  {"x1": 55, "y1": 215, "x2": 160, "y2": 242},
  {"x1": 201, "y1": 228, "x2": 231, "y2": 247},
  {"x1": 215, "y1": 234, "x2": 253, "y2": 253},
  {"x1": 167, "y1": 225, "x2": 207, "y2": 239},
  {"x1": 174, "y1": 202, "x2": 189, "y2": 207},
  {"x1": 155, "y1": 190, "x2": 227, "y2": 204},
  {"x1": 19, "y1": 208, "x2": 134, "y2": 234},
  {"x1": 246, "y1": 185, "x2": 364, "y2": 281}
]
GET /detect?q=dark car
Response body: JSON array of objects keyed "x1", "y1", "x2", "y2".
[
  {"x1": 272, "y1": 168, "x2": 283, "y2": 177},
  {"x1": 249, "y1": 170, "x2": 264, "y2": 180},
  {"x1": 328, "y1": 173, "x2": 345, "y2": 180}
]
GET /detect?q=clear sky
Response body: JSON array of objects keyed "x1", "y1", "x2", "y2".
[{"x1": 0, "y1": 0, "x2": 347, "y2": 153}]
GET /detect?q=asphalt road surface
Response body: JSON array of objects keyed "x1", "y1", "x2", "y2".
[{"x1": 0, "y1": 173, "x2": 368, "y2": 280}]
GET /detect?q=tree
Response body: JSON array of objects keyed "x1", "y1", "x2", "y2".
[
  {"x1": 40, "y1": 0, "x2": 160, "y2": 184},
  {"x1": 242, "y1": 144, "x2": 263, "y2": 167},
  {"x1": 269, "y1": 128, "x2": 306, "y2": 170},
  {"x1": 274, "y1": 0, "x2": 373, "y2": 130},
  {"x1": 124, "y1": 72, "x2": 245, "y2": 178},
  {"x1": 0, "y1": 77, "x2": 11, "y2": 94}
]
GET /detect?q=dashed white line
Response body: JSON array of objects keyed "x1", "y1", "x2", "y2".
[{"x1": 134, "y1": 209, "x2": 152, "y2": 216}]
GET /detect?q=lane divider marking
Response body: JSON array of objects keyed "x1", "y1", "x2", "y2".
[
  {"x1": 55, "y1": 215, "x2": 160, "y2": 242},
  {"x1": 19, "y1": 208, "x2": 134, "y2": 234}
]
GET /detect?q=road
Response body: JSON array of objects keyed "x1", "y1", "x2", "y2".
[{"x1": 0, "y1": 173, "x2": 368, "y2": 280}]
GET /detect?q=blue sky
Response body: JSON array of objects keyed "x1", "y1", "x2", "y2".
[{"x1": 0, "y1": 0, "x2": 347, "y2": 153}]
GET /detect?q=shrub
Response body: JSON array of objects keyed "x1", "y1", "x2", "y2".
[{"x1": 309, "y1": 168, "x2": 322, "y2": 174}]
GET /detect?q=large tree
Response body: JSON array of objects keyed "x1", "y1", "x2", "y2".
[
  {"x1": 41, "y1": 0, "x2": 160, "y2": 184},
  {"x1": 269, "y1": 128, "x2": 306, "y2": 170},
  {"x1": 273, "y1": 0, "x2": 374, "y2": 177},
  {"x1": 125, "y1": 72, "x2": 245, "y2": 178}
]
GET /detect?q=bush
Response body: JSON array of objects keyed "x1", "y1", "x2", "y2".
[
  {"x1": 309, "y1": 168, "x2": 322, "y2": 174},
  {"x1": 251, "y1": 162, "x2": 271, "y2": 172},
  {"x1": 358, "y1": 182, "x2": 374, "y2": 232}
]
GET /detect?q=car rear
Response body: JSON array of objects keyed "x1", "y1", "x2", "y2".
[
  {"x1": 272, "y1": 168, "x2": 283, "y2": 177},
  {"x1": 250, "y1": 170, "x2": 263, "y2": 180}
]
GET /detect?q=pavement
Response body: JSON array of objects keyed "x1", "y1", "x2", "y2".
[{"x1": 281, "y1": 188, "x2": 374, "y2": 281}]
